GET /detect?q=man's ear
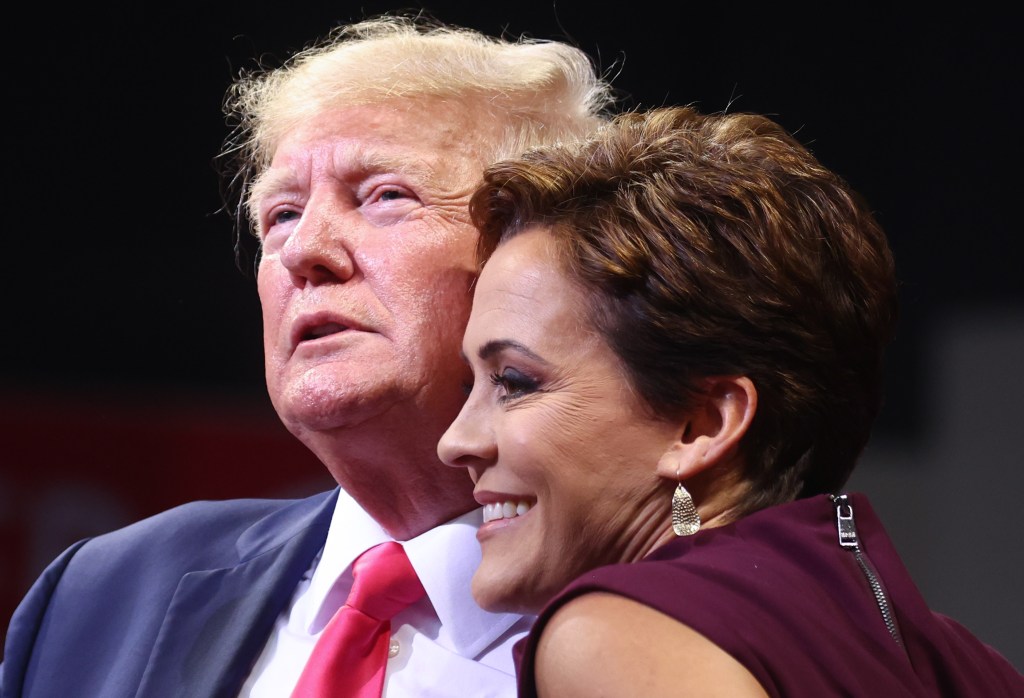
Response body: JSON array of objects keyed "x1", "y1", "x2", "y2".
[{"x1": 655, "y1": 377, "x2": 757, "y2": 480}]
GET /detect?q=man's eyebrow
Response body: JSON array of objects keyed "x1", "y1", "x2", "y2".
[
  {"x1": 477, "y1": 339, "x2": 547, "y2": 364},
  {"x1": 356, "y1": 151, "x2": 434, "y2": 180},
  {"x1": 247, "y1": 170, "x2": 298, "y2": 212},
  {"x1": 247, "y1": 149, "x2": 435, "y2": 211}
]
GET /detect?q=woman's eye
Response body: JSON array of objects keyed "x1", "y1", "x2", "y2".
[{"x1": 489, "y1": 368, "x2": 539, "y2": 402}]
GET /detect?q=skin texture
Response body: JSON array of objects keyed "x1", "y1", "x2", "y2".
[
  {"x1": 439, "y1": 228, "x2": 765, "y2": 693},
  {"x1": 438, "y1": 229, "x2": 684, "y2": 613},
  {"x1": 535, "y1": 593, "x2": 770, "y2": 697},
  {"x1": 438, "y1": 229, "x2": 757, "y2": 613},
  {"x1": 253, "y1": 99, "x2": 497, "y2": 539}
]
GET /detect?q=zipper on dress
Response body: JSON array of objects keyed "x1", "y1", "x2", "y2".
[{"x1": 831, "y1": 494, "x2": 904, "y2": 647}]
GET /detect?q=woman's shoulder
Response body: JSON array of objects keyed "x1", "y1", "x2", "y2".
[
  {"x1": 533, "y1": 592, "x2": 769, "y2": 698},
  {"x1": 560, "y1": 496, "x2": 832, "y2": 609},
  {"x1": 516, "y1": 496, "x2": 881, "y2": 697}
]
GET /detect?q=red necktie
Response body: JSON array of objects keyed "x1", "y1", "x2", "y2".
[{"x1": 291, "y1": 542, "x2": 426, "y2": 698}]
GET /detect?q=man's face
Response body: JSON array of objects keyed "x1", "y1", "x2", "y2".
[{"x1": 253, "y1": 100, "x2": 486, "y2": 442}]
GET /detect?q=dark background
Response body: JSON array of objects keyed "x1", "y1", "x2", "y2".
[{"x1": 3, "y1": 2, "x2": 1021, "y2": 665}]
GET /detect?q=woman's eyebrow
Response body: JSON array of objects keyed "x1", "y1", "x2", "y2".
[{"x1": 477, "y1": 339, "x2": 547, "y2": 364}]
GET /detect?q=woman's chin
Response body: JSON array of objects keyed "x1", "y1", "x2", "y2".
[{"x1": 471, "y1": 568, "x2": 546, "y2": 616}]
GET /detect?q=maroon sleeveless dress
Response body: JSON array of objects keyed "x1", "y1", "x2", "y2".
[{"x1": 515, "y1": 494, "x2": 1022, "y2": 697}]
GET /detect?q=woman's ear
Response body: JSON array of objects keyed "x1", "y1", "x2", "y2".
[{"x1": 655, "y1": 376, "x2": 757, "y2": 480}]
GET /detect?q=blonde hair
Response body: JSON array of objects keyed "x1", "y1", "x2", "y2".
[{"x1": 220, "y1": 15, "x2": 613, "y2": 236}]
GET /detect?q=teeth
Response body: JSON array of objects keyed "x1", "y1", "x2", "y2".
[{"x1": 482, "y1": 500, "x2": 533, "y2": 523}]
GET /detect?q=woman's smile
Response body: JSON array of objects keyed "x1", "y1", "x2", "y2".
[
  {"x1": 480, "y1": 500, "x2": 534, "y2": 524},
  {"x1": 438, "y1": 228, "x2": 684, "y2": 613}
]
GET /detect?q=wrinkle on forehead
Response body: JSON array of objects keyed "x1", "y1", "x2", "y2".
[
  {"x1": 471, "y1": 231, "x2": 607, "y2": 352},
  {"x1": 249, "y1": 145, "x2": 436, "y2": 205},
  {"x1": 481, "y1": 268, "x2": 548, "y2": 305},
  {"x1": 249, "y1": 104, "x2": 488, "y2": 218},
  {"x1": 479, "y1": 235, "x2": 560, "y2": 301}
]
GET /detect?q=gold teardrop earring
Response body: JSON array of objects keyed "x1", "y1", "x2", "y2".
[{"x1": 671, "y1": 469, "x2": 701, "y2": 536}]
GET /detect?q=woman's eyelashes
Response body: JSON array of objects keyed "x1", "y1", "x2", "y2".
[{"x1": 489, "y1": 367, "x2": 540, "y2": 402}]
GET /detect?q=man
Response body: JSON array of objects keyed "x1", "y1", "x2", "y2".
[{"x1": 1, "y1": 17, "x2": 610, "y2": 697}]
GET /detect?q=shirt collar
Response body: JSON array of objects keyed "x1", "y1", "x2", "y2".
[{"x1": 304, "y1": 487, "x2": 524, "y2": 658}]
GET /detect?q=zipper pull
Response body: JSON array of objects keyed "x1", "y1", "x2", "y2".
[{"x1": 832, "y1": 494, "x2": 859, "y2": 549}]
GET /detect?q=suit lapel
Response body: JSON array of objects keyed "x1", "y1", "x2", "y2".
[{"x1": 135, "y1": 490, "x2": 338, "y2": 698}]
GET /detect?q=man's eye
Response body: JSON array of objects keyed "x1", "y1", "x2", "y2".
[
  {"x1": 360, "y1": 185, "x2": 419, "y2": 226},
  {"x1": 378, "y1": 189, "x2": 407, "y2": 202},
  {"x1": 271, "y1": 209, "x2": 300, "y2": 226},
  {"x1": 489, "y1": 368, "x2": 539, "y2": 402}
]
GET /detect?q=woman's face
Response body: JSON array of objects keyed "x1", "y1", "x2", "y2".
[{"x1": 437, "y1": 227, "x2": 682, "y2": 613}]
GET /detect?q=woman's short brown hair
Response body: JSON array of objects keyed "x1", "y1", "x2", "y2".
[{"x1": 470, "y1": 106, "x2": 898, "y2": 514}]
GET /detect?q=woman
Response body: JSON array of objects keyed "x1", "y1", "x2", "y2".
[{"x1": 438, "y1": 107, "x2": 1022, "y2": 696}]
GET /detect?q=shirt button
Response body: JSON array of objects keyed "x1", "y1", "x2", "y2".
[{"x1": 388, "y1": 638, "x2": 401, "y2": 658}]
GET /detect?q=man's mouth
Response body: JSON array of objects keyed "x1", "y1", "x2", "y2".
[
  {"x1": 482, "y1": 500, "x2": 533, "y2": 523},
  {"x1": 302, "y1": 322, "x2": 347, "y2": 341}
]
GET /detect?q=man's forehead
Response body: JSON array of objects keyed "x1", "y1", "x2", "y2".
[
  {"x1": 251, "y1": 144, "x2": 436, "y2": 201},
  {"x1": 250, "y1": 103, "x2": 492, "y2": 198}
]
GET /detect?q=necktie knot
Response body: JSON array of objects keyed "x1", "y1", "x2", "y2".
[
  {"x1": 291, "y1": 542, "x2": 426, "y2": 698},
  {"x1": 347, "y1": 542, "x2": 426, "y2": 621}
]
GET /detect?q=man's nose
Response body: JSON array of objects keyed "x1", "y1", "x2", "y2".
[{"x1": 279, "y1": 201, "x2": 356, "y2": 286}]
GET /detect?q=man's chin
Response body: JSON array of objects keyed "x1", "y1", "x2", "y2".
[
  {"x1": 269, "y1": 371, "x2": 409, "y2": 436},
  {"x1": 276, "y1": 398, "x2": 380, "y2": 437}
]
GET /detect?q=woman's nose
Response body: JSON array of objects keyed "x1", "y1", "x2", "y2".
[{"x1": 437, "y1": 399, "x2": 497, "y2": 470}]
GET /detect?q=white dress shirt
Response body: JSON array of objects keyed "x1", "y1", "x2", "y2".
[{"x1": 239, "y1": 488, "x2": 531, "y2": 697}]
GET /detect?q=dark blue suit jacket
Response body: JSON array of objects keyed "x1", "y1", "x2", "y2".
[{"x1": 1, "y1": 489, "x2": 337, "y2": 698}]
